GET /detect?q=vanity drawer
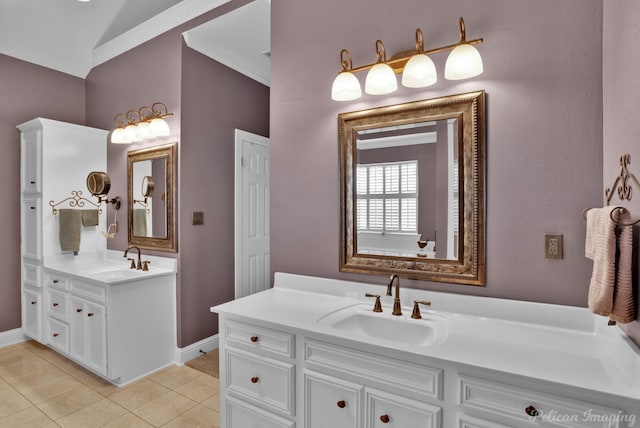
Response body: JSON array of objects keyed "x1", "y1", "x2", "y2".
[
  {"x1": 47, "y1": 317, "x2": 69, "y2": 354},
  {"x1": 47, "y1": 289, "x2": 69, "y2": 322},
  {"x1": 70, "y1": 280, "x2": 106, "y2": 304},
  {"x1": 305, "y1": 339, "x2": 443, "y2": 401},
  {"x1": 366, "y1": 387, "x2": 442, "y2": 428},
  {"x1": 45, "y1": 272, "x2": 69, "y2": 290},
  {"x1": 226, "y1": 397, "x2": 295, "y2": 428},
  {"x1": 305, "y1": 371, "x2": 363, "y2": 428},
  {"x1": 225, "y1": 319, "x2": 295, "y2": 359},
  {"x1": 458, "y1": 374, "x2": 624, "y2": 428},
  {"x1": 226, "y1": 348, "x2": 295, "y2": 417}
]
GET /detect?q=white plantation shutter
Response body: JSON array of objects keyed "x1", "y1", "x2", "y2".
[{"x1": 356, "y1": 160, "x2": 418, "y2": 232}]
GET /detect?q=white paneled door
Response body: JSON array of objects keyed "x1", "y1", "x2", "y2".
[{"x1": 235, "y1": 129, "x2": 270, "y2": 299}]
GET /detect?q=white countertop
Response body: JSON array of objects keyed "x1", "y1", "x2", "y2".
[
  {"x1": 212, "y1": 272, "x2": 640, "y2": 403},
  {"x1": 44, "y1": 250, "x2": 177, "y2": 285}
]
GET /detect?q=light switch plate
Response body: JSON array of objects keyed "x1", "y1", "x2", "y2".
[{"x1": 545, "y1": 234, "x2": 563, "y2": 260}]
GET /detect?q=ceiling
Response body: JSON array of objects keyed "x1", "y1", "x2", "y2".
[{"x1": 0, "y1": 0, "x2": 270, "y2": 83}]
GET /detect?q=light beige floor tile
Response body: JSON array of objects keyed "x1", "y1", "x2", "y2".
[
  {"x1": 0, "y1": 379, "x2": 33, "y2": 419},
  {"x1": 15, "y1": 372, "x2": 83, "y2": 404},
  {"x1": 0, "y1": 352, "x2": 51, "y2": 381},
  {"x1": 0, "y1": 406, "x2": 55, "y2": 428},
  {"x1": 56, "y1": 398, "x2": 127, "y2": 428},
  {"x1": 133, "y1": 390, "x2": 197, "y2": 427},
  {"x1": 108, "y1": 379, "x2": 171, "y2": 411},
  {"x1": 201, "y1": 393, "x2": 220, "y2": 412},
  {"x1": 162, "y1": 404, "x2": 220, "y2": 428},
  {"x1": 68, "y1": 367, "x2": 120, "y2": 397},
  {"x1": 36, "y1": 384, "x2": 104, "y2": 420},
  {"x1": 150, "y1": 365, "x2": 202, "y2": 390},
  {"x1": 175, "y1": 374, "x2": 219, "y2": 402},
  {"x1": 3, "y1": 362, "x2": 65, "y2": 386},
  {"x1": 102, "y1": 412, "x2": 154, "y2": 428}
]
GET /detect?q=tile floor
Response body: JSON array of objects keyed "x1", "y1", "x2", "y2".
[{"x1": 0, "y1": 340, "x2": 220, "y2": 427}]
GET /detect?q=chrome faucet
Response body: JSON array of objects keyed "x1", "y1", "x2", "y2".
[
  {"x1": 387, "y1": 274, "x2": 402, "y2": 316},
  {"x1": 123, "y1": 246, "x2": 142, "y2": 270}
]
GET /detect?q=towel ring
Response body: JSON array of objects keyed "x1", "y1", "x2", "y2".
[{"x1": 582, "y1": 206, "x2": 640, "y2": 227}]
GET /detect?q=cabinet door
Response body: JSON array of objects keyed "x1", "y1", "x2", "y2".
[
  {"x1": 69, "y1": 297, "x2": 107, "y2": 375},
  {"x1": 366, "y1": 388, "x2": 441, "y2": 428},
  {"x1": 22, "y1": 198, "x2": 42, "y2": 260},
  {"x1": 305, "y1": 371, "x2": 363, "y2": 428},
  {"x1": 84, "y1": 301, "x2": 107, "y2": 374},
  {"x1": 23, "y1": 289, "x2": 41, "y2": 341},
  {"x1": 21, "y1": 129, "x2": 42, "y2": 194}
]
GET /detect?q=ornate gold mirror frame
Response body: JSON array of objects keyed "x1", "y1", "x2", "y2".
[
  {"x1": 127, "y1": 142, "x2": 177, "y2": 252},
  {"x1": 339, "y1": 90, "x2": 486, "y2": 285}
]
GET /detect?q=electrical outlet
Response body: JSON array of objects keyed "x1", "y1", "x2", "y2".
[
  {"x1": 545, "y1": 234, "x2": 563, "y2": 260},
  {"x1": 192, "y1": 211, "x2": 204, "y2": 225}
]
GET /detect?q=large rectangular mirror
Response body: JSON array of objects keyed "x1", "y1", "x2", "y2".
[
  {"x1": 339, "y1": 91, "x2": 485, "y2": 285},
  {"x1": 127, "y1": 142, "x2": 177, "y2": 252}
]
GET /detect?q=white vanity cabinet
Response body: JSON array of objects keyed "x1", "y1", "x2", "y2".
[{"x1": 18, "y1": 118, "x2": 108, "y2": 344}]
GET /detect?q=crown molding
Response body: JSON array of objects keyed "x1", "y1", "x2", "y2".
[
  {"x1": 182, "y1": 32, "x2": 270, "y2": 87},
  {"x1": 91, "y1": 0, "x2": 231, "y2": 72}
]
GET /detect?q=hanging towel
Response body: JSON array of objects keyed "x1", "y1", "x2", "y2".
[
  {"x1": 133, "y1": 209, "x2": 147, "y2": 237},
  {"x1": 59, "y1": 209, "x2": 82, "y2": 252},
  {"x1": 586, "y1": 206, "x2": 635, "y2": 323},
  {"x1": 81, "y1": 209, "x2": 99, "y2": 227}
]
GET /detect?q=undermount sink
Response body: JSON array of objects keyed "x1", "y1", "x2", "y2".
[
  {"x1": 318, "y1": 304, "x2": 448, "y2": 347},
  {"x1": 82, "y1": 266, "x2": 146, "y2": 280}
]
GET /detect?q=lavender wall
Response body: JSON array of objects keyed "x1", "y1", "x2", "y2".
[
  {"x1": 271, "y1": 0, "x2": 604, "y2": 305},
  {"x1": 603, "y1": 0, "x2": 640, "y2": 346},
  {"x1": 0, "y1": 54, "x2": 85, "y2": 334},
  {"x1": 179, "y1": 45, "x2": 269, "y2": 346},
  {"x1": 85, "y1": 0, "x2": 266, "y2": 347}
]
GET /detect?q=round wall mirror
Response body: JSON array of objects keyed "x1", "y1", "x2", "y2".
[{"x1": 86, "y1": 171, "x2": 111, "y2": 197}]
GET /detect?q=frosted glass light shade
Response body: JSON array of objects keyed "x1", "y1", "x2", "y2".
[
  {"x1": 124, "y1": 124, "x2": 141, "y2": 142},
  {"x1": 136, "y1": 121, "x2": 152, "y2": 139},
  {"x1": 444, "y1": 44, "x2": 483, "y2": 80},
  {"x1": 331, "y1": 71, "x2": 362, "y2": 101},
  {"x1": 402, "y1": 54, "x2": 437, "y2": 88},
  {"x1": 110, "y1": 128, "x2": 129, "y2": 144},
  {"x1": 150, "y1": 117, "x2": 170, "y2": 137},
  {"x1": 365, "y1": 63, "x2": 398, "y2": 95}
]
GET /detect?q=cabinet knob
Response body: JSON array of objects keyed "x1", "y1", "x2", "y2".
[
  {"x1": 76, "y1": 308, "x2": 83, "y2": 313},
  {"x1": 87, "y1": 313, "x2": 94, "y2": 317},
  {"x1": 30, "y1": 206, "x2": 36, "y2": 210},
  {"x1": 30, "y1": 180, "x2": 36, "y2": 184},
  {"x1": 380, "y1": 414, "x2": 390, "y2": 423},
  {"x1": 53, "y1": 333, "x2": 59, "y2": 338},
  {"x1": 31, "y1": 301, "x2": 37, "y2": 305},
  {"x1": 525, "y1": 406, "x2": 540, "y2": 417},
  {"x1": 250, "y1": 377, "x2": 259, "y2": 384},
  {"x1": 336, "y1": 400, "x2": 346, "y2": 409},
  {"x1": 53, "y1": 303, "x2": 59, "y2": 307},
  {"x1": 250, "y1": 336, "x2": 259, "y2": 343},
  {"x1": 52, "y1": 280, "x2": 59, "y2": 284}
]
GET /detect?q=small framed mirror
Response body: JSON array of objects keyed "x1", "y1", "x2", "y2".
[
  {"x1": 127, "y1": 142, "x2": 177, "y2": 252},
  {"x1": 339, "y1": 90, "x2": 485, "y2": 285}
]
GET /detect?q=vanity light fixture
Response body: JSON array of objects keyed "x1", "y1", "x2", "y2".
[
  {"x1": 110, "y1": 102, "x2": 173, "y2": 144},
  {"x1": 331, "y1": 17, "x2": 484, "y2": 101}
]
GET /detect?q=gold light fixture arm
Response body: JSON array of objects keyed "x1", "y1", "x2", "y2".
[{"x1": 343, "y1": 17, "x2": 483, "y2": 75}]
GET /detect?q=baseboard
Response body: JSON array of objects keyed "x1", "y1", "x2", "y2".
[
  {"x1": 0, "y1": 328, "x2": 26, "y2": 348},
  {"x1": 176, "y1": 334, "x2": 219, "y2": 365}
]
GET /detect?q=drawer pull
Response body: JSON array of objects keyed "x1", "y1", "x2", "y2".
[
  {"x1": 30, "y1": 206, "x2": 36, "y2": 210},
  {"x1": 52, "y1": 280, "x2": 59, "y2": 284},
  {"x1": 76, "y1": 308, "x2": 83, "y2": 313},
  {"x1": 380, "y1": 414, "x2": 390, "y2": 423},
  {"x1": 525, "y1": 406, "x2": 540, "y2": 417},
  {"x1": 53, "y1": 333, "x2": 59, "y2": 338},
  {"x1": 250, "y1": 336, "x2": 259, "y2": 343},
  {"x1": 30, "y1": 180, "x2": 36, "y2": 184},
  {"x1": 250, "y1": 376, "x2": 259, "y2": 384},
  {"x1": 337, "y1": 400, "x2": 346, "y2": 409},
  {"x1": 31, "y1": 301, "x2": 37, "y2": 305},
  {"x1": 52, "y1": 303, "x2": 59, "y2": 307},
  {"x1": 87, "y1": 313, "x2": 94, "y2": 317}
]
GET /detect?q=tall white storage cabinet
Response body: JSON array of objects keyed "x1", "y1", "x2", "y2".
[{"x1": 18, "y1": 118, "x2": 108, "y2": 343}]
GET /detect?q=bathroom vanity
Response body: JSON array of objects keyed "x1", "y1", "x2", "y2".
[
  {"x1": 212, "y1": 273, "x2": 640, "y2": 428},
  {"x1": 18, "y1": 118, "x2": 177, "y2": 385}
]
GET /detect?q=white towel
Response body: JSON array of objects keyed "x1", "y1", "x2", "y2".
[{"x1": 586, "y1": 206, "x2": 635, "y2": 323}]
